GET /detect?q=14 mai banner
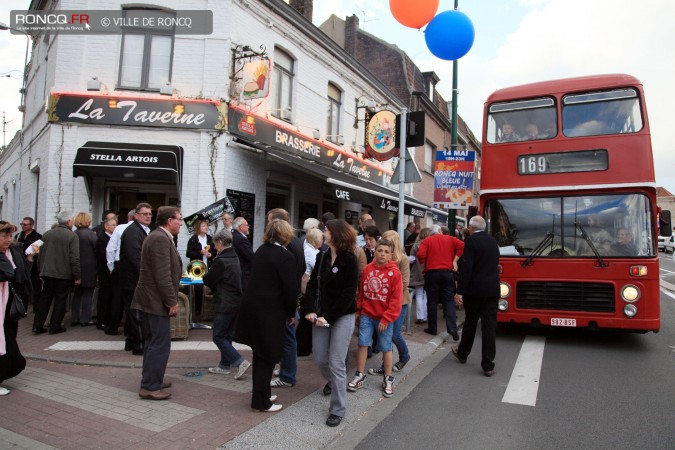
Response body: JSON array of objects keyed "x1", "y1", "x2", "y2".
[
  {"x1": 183, "y1": 197, "x2": 235, "y2": 234},
  {"x1": 433, "y1": 149, "x2": 476, "y2": 210}
]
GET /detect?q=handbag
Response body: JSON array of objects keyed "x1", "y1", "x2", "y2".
[
  {"x1": 314, "y1": 251, "x2": 326, "y2": 316},
  {"x1": 9, "y1": 284, "x2": 27, "y2": 321}
]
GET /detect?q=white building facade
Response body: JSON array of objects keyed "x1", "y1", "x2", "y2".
[{"x1": 0, "y1": 0, "x2": 436, "y2": 257}]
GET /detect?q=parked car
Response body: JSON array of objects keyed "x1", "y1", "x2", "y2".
[
  {"x1": 658, "y1": 236, "x2": 666, "y2": 251},
  {"x1": 664, "y1": 236, "x2": 675, "y2": 253}
]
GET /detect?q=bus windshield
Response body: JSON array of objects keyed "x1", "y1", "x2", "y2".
[{"x1": 485, "y1": 193, "x2": 655, "y2": 258}]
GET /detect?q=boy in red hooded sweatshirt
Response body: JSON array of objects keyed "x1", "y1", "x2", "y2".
[{"x1": 348, "y1": 239, "x2": 402, "y2": 398}]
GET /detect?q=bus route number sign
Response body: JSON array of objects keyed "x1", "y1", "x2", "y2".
[{"x1": 517, "y1": 149, "x2": 608, "y2": 175}]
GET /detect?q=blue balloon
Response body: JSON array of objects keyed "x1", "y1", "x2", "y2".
[{"x1": 425, "y1": 10, "x2": 475, "y2": 61}]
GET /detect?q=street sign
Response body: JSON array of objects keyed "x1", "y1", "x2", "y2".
[{"x1": 391, "y1": 153, "x2": 422, "y2": 184}]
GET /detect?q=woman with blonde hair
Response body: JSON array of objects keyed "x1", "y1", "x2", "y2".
[
  {"x1": 368, "y1": 230, "x2": 411, "y2": 374},
  {"x1": 236, "y1": 219, "x2": 298, "y2": 412},
  {"x1": 72, "y1": 212, "x2": 98, "y2": 326}
]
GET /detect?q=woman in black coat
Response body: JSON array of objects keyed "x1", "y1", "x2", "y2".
[
  {"x1": 302, "y1": 219, "x2": 359, "y2": 427},
  {"x1": 186, "y1": 220, "x2": 215, "y2": 315},
  {"x1": 236, "y1": 219, "x2": 297, "y2": 412},
  {"x1": 72, "y1": 212, "x2": 98, "y2": 326},
  {"x1": 1, "y1": 220, "x2": 38, "y2": 395},
  {"x1": 185, "y1": 219, "x2": 216, "y2": 264}
]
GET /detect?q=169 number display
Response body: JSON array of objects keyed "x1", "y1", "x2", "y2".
[{"x1": 517, "y1": 149, "x2": 608, "y2": 175}]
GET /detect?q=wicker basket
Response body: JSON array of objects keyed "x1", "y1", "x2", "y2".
[
  {"x1": 170, "y1": 292, "x2": 190, "y2": 340},
  {"x1": 201, "y1": 285, "x2": 214, "y2": 322}
]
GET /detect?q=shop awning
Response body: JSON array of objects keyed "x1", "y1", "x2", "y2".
[
  {"x1": 73, "y1": 141, "x2": 183, "y2": 191},
  {"x1": 264, "y1": 147, "x2": 429, "y2": 218}
]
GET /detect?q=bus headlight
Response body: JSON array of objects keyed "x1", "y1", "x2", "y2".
[
  {"x1": 624, "y1": 304, "x2": 638, "y2": 318},
  {"x1": 500, "y1": 282, "x2": 511, "y2": 299},
  {"x1": 620, "y1": 285, "x2": 640, "y2": 303},
  {"x1": 498, "y1": 299, "x2": 509, "y2": 311}
]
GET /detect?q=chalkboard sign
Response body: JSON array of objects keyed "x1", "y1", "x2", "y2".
[{"x1": 227, "y1": 189, "x2": 256, "y2": 242}]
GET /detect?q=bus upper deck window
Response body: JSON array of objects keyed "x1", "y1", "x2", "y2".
[
  {"x1": 487, "y1": 97, "x2": 556, "y2": 144},
  {"x1": 562, "y1": 88, "x2": 643, "y2": 137}
]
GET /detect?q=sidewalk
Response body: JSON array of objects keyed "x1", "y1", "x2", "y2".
[{"x1": 1, "y1": 307, "x2": 461, "y2": 449}]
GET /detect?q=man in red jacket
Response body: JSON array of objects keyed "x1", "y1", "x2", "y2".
[{"x1": 417, "y1": 224, "x2": 464, "y2": 340}]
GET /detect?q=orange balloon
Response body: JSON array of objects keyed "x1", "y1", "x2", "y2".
[{"x1": 390, "y1": 0, "x2": 440, "y2": 29}]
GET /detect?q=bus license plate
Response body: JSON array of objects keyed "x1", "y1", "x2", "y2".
[{"x1": 551, "y1": 318, "x2": 577, "y2": 327}]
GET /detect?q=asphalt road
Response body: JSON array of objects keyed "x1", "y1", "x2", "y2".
[{"x1": 356, "y1": 253, "x2": 675, "y2": 449}]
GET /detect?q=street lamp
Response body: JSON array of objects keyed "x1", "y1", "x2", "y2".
[{"x1": 0, "y1": 22, "x2": 31, "y2": 125}]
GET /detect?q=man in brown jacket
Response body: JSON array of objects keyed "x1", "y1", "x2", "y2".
[{"x1": 132, "y1": 206, "x2": 183, "y2": 400}]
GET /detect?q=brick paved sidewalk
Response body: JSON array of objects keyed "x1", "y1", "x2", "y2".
[{"x1": 1, "y1": 307, "x2": 461, "y2": 449}]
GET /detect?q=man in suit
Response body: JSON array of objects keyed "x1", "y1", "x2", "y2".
[
  {"x1": 32, "y1": 211, "x2": 81, "y2": 335},
  {"x1": 452, "y1": 215, "x2": 501, "y2": 377},
  {"x1": 267, "y1": 208, "x2": 306, "y2": 389},
  {"x1": 118, "y1": 203, "x2": 153, "y2": 354},
  {"x1": 95, "y1": 217, "x2": 116, "y2": 330},
  {"x1": 231, "y1": 217, "x2": 254, "y2": 290},
  {"x1": 222, "y1": 212, "x2": 234, "y2": 232},
  {"x1": 132, "y1": 206, "x2": 183, "y2": 400}
]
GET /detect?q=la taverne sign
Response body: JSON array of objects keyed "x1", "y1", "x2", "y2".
[{"x1": 48, "y1": 93, "x2": 225, "y2": 130}]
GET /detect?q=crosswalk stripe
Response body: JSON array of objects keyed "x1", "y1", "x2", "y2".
[{"x1": 502, "y1": 335, "x2": 546, "y2": 407}]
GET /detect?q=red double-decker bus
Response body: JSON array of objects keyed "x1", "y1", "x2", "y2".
[{"x1": 480, "y1": 74, "x2": 660, "y2": 332}]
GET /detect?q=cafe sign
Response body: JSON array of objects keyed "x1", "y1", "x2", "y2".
[{"x1": 47, "y1": 93, "x2": 227, "y2": 130}]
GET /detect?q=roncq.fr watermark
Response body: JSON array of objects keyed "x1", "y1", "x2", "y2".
[{"x1": 9, "y1": 10, "x2": 213, "y2": 35}]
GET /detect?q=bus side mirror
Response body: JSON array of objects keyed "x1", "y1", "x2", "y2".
[{"x1": 660, "y1": 210, "x2": 672, "y2": 237}]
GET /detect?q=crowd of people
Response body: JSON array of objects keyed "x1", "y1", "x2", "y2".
[{"x1": 0, "y1": 206, "x2": 502, "y2": 428}]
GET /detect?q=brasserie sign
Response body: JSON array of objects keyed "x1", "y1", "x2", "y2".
[
  {"x1": 48, "y1": 93, "x2": 225, "y2": 130},
  {"x1": 228, "y1": 107, "x2": 392, "y2": 186}
]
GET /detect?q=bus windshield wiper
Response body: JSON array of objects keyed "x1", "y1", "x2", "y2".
[
  {"x1": 574, "y1": 220, "x2": 608, "y2": 267},
  {"x1": 521, "y1": 231, "x2": 555, "y2": 267}
]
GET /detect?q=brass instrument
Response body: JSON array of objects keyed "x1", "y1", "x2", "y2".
[{"x1": 186, "y1": 260, "x2": 208, "y2": 280}]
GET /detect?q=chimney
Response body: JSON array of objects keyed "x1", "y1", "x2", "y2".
[
  {"x1": 345, "y1": 14, "x2": 359, "y2": 56},
  {"x1": 289, "y1": 0, "x2": 313, "y2": 22}
]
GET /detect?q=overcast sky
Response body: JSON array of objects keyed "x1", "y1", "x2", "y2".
[{"x1": 2, "y1": 0, "x2": 674, "y2": 191}]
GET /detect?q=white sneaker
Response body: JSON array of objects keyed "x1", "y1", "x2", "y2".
[
  {"x1": 234, "y1": 360, "x2": 251, "y2": 380},
  {"x1": 208, "y1": 366, "x2": 231, "y2": 375},
  {"x1": 253, "y1": 403, "x2": 283, "y2": 412},
  {"x1": 347, "y1": 371, "x2": 366, "y2": 392},
  {"x1": 0, "y1": 386, "x2": 9, "y2": 396},
  {"x1": 270, "y1": 395, "x2": 278, "y2": 402},
  {"x1": 273, "y1": 368, "x2": 280, "y2": 376}
]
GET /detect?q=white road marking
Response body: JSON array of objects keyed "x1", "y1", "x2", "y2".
[
  {"x1": 502, "y1": 335, "x2": 546, "y2": 407},
  {"x1": 46, "y1": 340, "x2": 251, "y2": 351},
  {"x1": 659, "y1": 267, "x2": 675, "y2": 274},
  {"x1": 661, "y1": 290, "x2": 675, "y2": 300}
]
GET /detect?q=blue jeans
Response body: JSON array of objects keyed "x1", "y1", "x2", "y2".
[
  {"x1": 213, "y1": 312, "x2": 243, "y2": 368},
  {"x1": 358, "y1": 315, "x2": 394, "y2": 352},
  {"x1": 424, "y1": 270, "x2": 457, "y2": 334},
  {"x1": 392, "y1": 304, "x2": 410, "y2": 363},
  {"x1": 278, "y1": 311, "x2": 298, "y2": 384}
]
